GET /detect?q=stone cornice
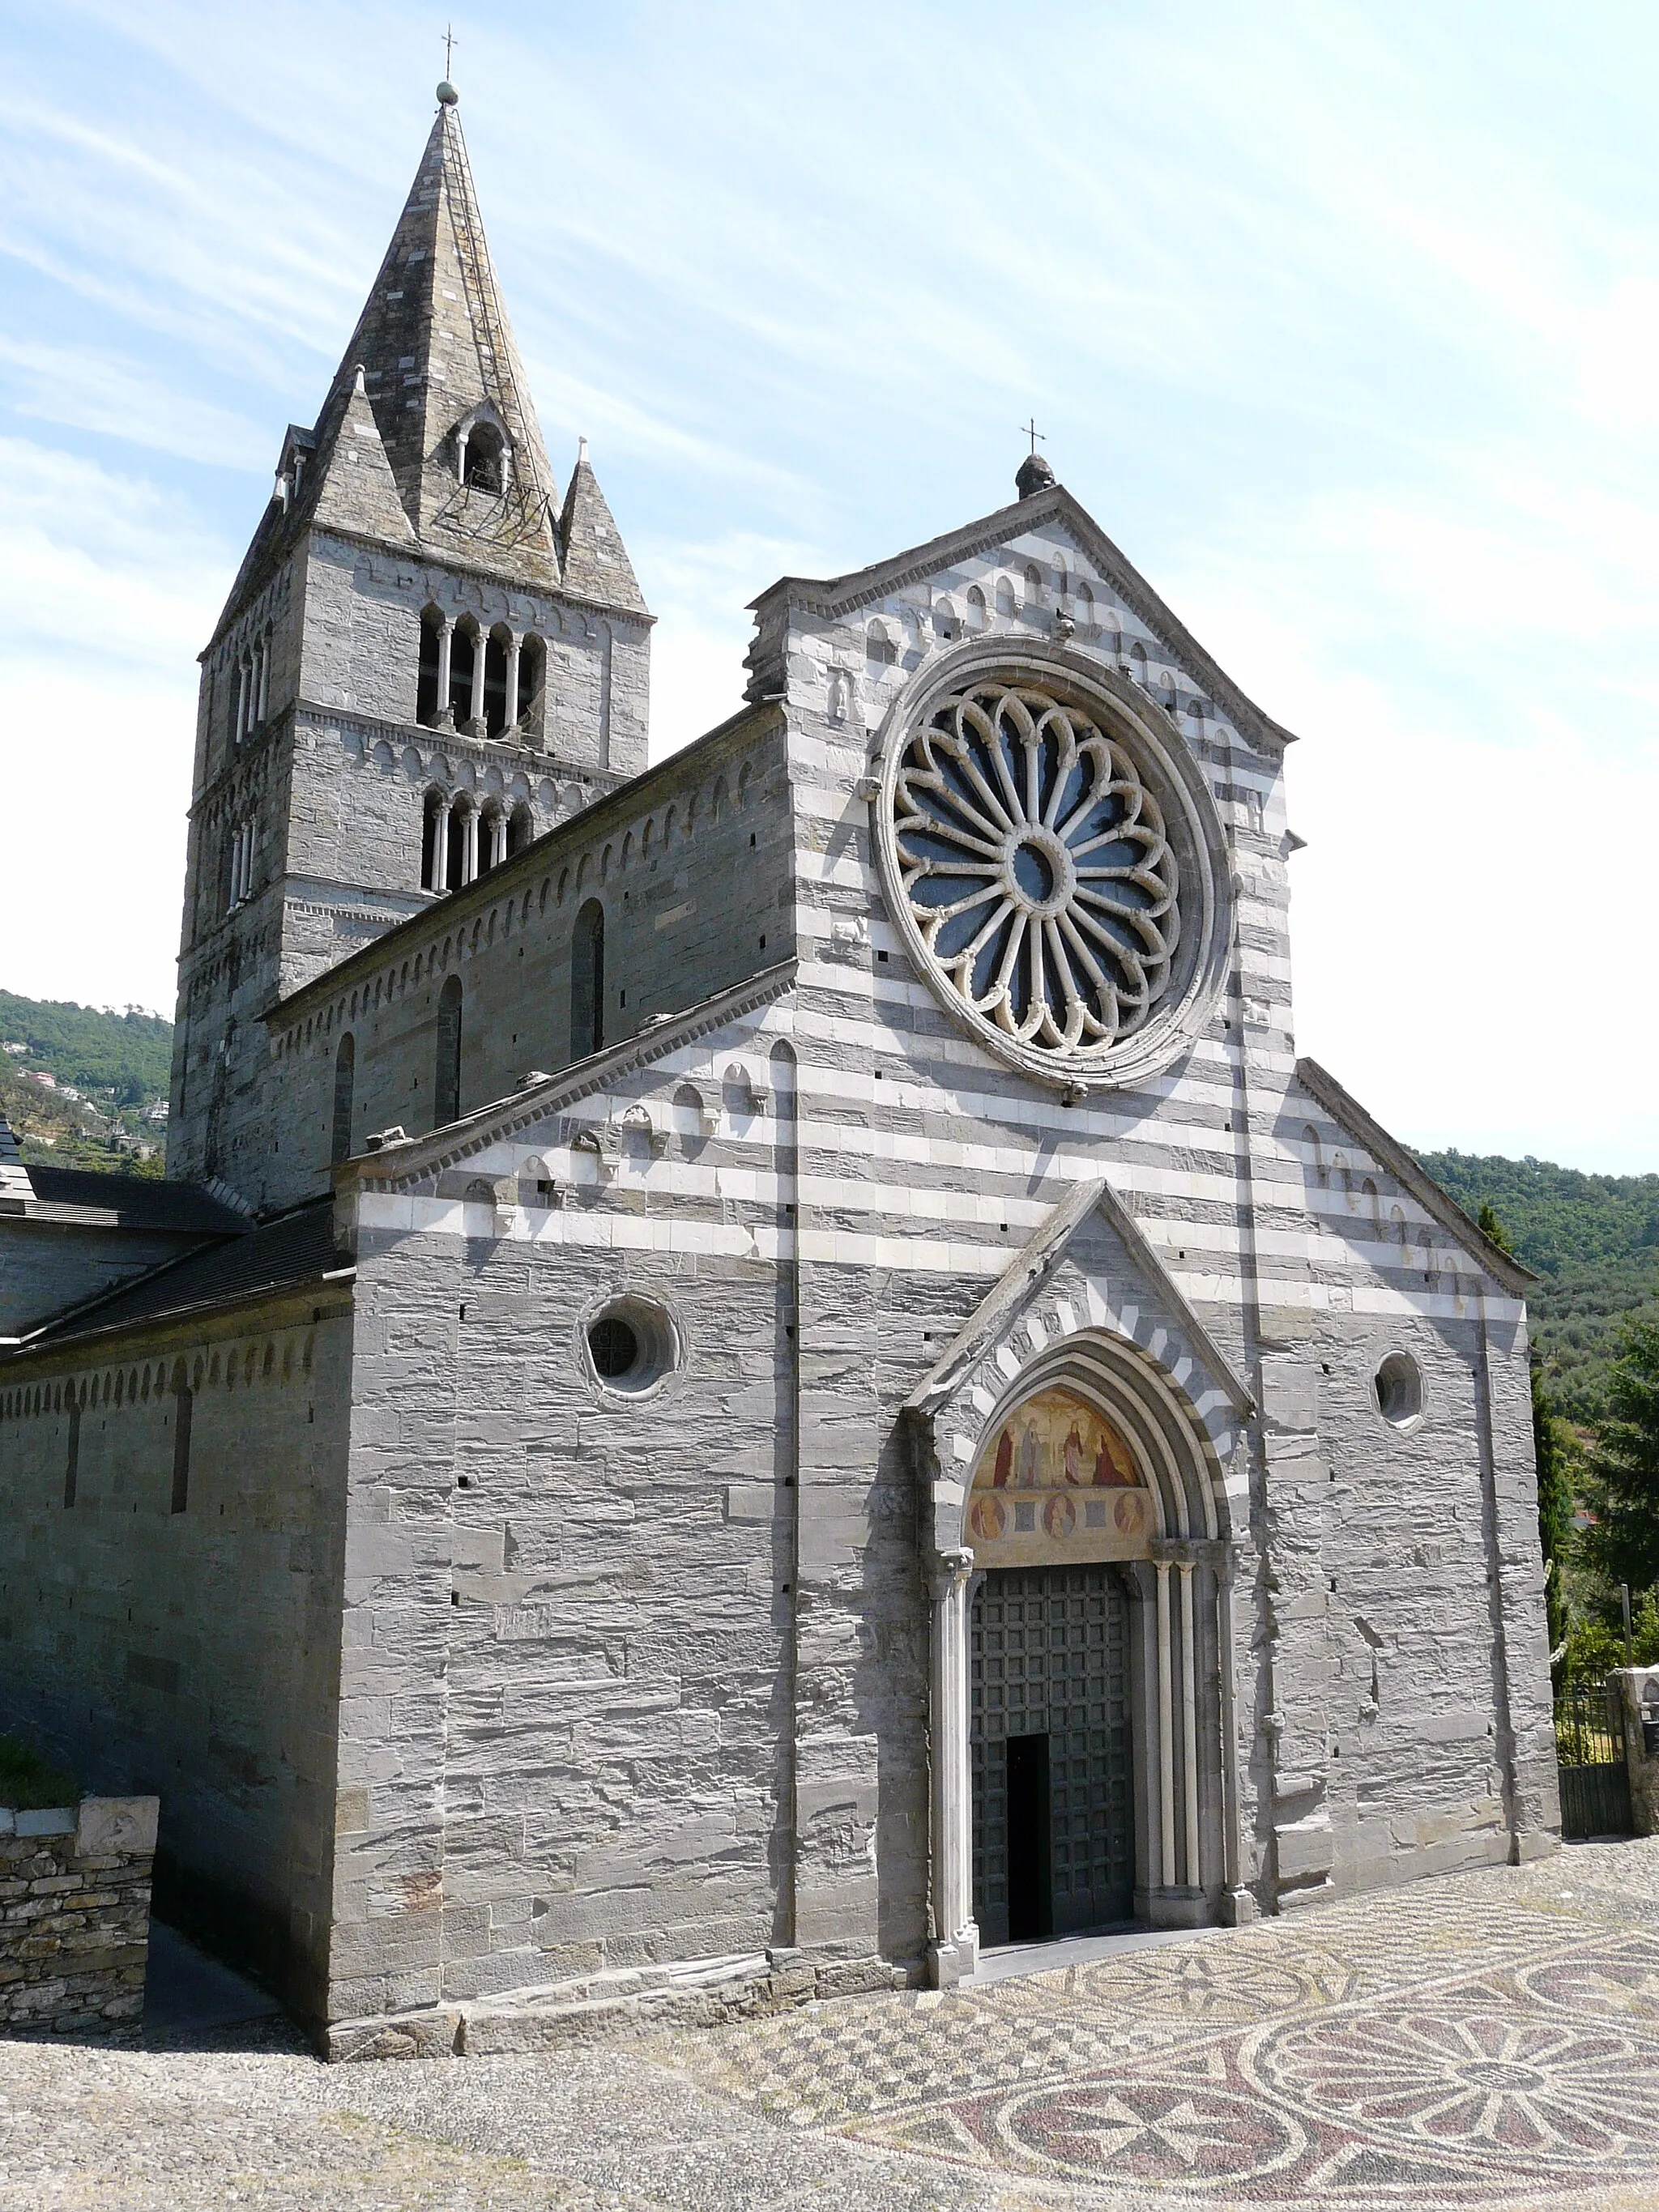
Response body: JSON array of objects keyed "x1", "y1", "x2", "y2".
[
  {"x1": 1294, "y1": 1056, "x2": 1537, "y2": 1298},
  {"x1": 336, "y1": 958, "x2": 798, "y2": 1189},
  {"x1": 750, "y1": 484, "x2": 1298, "y2": 757}
]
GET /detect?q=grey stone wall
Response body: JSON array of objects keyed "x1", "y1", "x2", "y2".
[
  {"x1": 254, "y1": 710, "x2": 795, "y2": 1214},
  {"x1": 0, "y1": 1297, "x2": 354, "y2": 2017},
  {"x1": 0, "y1": 1796, "x2": 157, "y2": 2040},
  {"x1": 329, "y1": 1203, "x2": 800, "y2": 2026}
]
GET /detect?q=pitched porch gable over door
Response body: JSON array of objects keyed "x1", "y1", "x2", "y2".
[{"x1": 904, "y1": 1175, "x2": 1253, "y2": 1566}]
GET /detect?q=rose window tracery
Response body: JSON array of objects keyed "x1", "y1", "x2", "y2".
[{"x1": 888, "y1": 681, "x2": 1181, "y2": 1065}]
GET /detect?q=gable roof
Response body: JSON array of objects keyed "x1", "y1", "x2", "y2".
[
  {"x1": 748, "y1": 480, "x2": 1298, "y2": 756},
  {"x1": 906, "y1": 1174, "x2": 1254, "y2": 1420},
  {"x1": 6, "y1": 1202, "x2": 343, "y2": 1362},
  {"x1": 4, "y1": 1166, "x2": 249, "y2": 1236},
  {"x1": 1294, "y1": 1056, "x2": 1537, "y2": 1298}
]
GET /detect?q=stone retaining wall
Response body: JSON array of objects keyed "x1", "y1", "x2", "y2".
[{"x1": 0, "y1": 1797, "x2": 158, "y2": 2039}]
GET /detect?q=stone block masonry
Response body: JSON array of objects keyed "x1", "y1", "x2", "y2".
[{"x1": 0, "y1": 1796, "x2": 157, "y2": 2039}]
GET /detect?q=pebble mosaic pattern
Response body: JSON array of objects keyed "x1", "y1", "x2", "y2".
[{"x1": 655, "y1": 1843, "x2": 1659, "y2": 2207}]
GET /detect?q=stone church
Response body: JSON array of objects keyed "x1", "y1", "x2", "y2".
[{"x1": 0, "y1": 90, "x2": 1557, "y2": 2052}]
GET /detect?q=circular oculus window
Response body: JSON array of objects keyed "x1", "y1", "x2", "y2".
[
  {"x1": 1374, "y1": 1351, "x2": 1423, "y2": 1430},
  {"x1": 584, "y1": 1298, "x2": 677, "y2": 1395},
  {"x1": 874, "y1": 663, "x2": 1226, "y2": 1090}
]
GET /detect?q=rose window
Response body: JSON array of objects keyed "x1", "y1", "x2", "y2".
[{"x1": 889, "y1": 680, "x2": 1181, "y2": 1062}]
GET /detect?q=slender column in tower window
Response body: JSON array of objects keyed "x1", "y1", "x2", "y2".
[
  {"x1": 467, "y1": 625, "x2": 487, "y2": 734},
  {"x1": 435, "y1": 616, "x2": 455, "y2": 727},
  {"x1": 487, "y1": 812, "x2": 505, "y2": 870},
  {"x1": 431, "y1": 795, "x2": 451, "y2": 891},
  {"x1": 435, "y1": 976, "x2": 463, "y2": 1125},
  {"x1": 504, "y1": 631, "x2": 522, "y2": 730},
  {"x1": 234, "y1": 660, "x2": 249, "y2": 743},
  {"x1": 228, "y1": 821, "x2": 242, "y2": 910},
  {"x1": 170, "y1": 1377, "x2": 193, "y2": 1514},
  {"x1": 257, "y1": 637, "x2": 271, "y2": 721},
  {"x1": 462, "y1": 806, "x2": 479, "y2": 885}
]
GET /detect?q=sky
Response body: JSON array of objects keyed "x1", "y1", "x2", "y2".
[{"x1": 2, "y1": 1, "x2": 1657, "y2": 1172}]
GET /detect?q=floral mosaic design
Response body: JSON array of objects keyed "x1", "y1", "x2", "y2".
[{"x1": 659, "y1": 1852, "x2": 1659, "y2": 2210}]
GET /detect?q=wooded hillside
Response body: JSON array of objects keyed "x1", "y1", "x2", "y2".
[{"x1": 1416, "y1": 1149, "x2": 1659, "y2": 1426}]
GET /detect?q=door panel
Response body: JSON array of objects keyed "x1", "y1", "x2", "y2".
[{"x1": 970, "y1": 1564, "x2": 1134, "y2": 1945}]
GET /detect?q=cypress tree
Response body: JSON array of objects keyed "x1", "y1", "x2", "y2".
[{"x1": 1531, "y1": 1362, "x2": 1574, "y2": 1653}]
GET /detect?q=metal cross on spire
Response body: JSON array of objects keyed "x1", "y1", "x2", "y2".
[
  {"x1": 1022, "y1": 417, "x2": 1046, "y2": 458},
  {"x1": 443, "y1": 23, "x2": 457, "y2": 77}
]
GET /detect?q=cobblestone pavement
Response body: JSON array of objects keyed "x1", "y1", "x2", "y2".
[{"x1": 4, "y1": 1842, "x2": 1659, "y2": 2210}]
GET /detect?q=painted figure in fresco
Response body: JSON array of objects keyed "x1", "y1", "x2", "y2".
[
  {"x1": 1043, "y1": 1492, "x2": 1077, "y2": 1540},
  {"x1": 1094, "y1": 1431, "x2": 1133, "y2": 1485},
  {"x1": 992, "y1": 1430, "x2": 1013, "y2": 1488},
  {"x1": 1114, "y1": 1490, "x2": 1146, "y2": 1536},
  {"x1": 1063, "y1": 1425, "x2": 1085, "y2": 1485},
  {"x1": 1017, "y1": 1423, "x2": 1043, "y2": 1489},
  {"x1": 969, "y1": 1494, "x2": 1009, "y2": 1542}
]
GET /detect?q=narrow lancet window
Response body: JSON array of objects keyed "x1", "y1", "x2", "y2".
[
  {"x1": 571, "y1": 899, "x2": 604, "y2": 1059},
  {"x1": 331, "y1": 1032, "x2": 356, "y2": 1165},
  {"x1": 435, "y1": 976, "x2": 463, "y2": 1125}
]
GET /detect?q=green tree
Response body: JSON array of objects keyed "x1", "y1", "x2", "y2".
[
  {"x1": 1531, "y1": 1362, "x2": 1575, "y2": 1654},
  {"x1": 1584, "y1": 1317, "x2": 1659, "y2": 1594}
]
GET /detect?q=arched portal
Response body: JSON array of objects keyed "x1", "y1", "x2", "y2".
[{"x1": 915, "y1": 1324, "x2": 1245, "y2": 1987}]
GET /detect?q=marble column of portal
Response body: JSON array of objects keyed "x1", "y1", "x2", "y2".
[
  {"x1": 928, "y1": 1549, "x2": 979, "y2": 1989},
  {"x1": 1155, "y1": 1558, "x2": 1176, "y2": 1889},
  {"x1": 1179, "y1": 1558, "x2": 1201, "y2": 1886},
  {"x1": 430, "y1": 798, "x2": 451, "y2": 893},
  {"x1": 504, "y1": 632, "x2": 522, "y2": 732},
  {"x1": 467, "y1": 629, "x2": 487, "y2": 736},
  {"x1": 435, "y1": 618, "x2": 455, "y2": 730}
]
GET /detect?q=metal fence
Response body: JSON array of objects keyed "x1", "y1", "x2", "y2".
[{"x1": 1555, "y1": 1677, "x2": 1632, "y2": 1839}]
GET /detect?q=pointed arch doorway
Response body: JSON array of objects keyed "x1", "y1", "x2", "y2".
[{"x1": 914, "y1": 1320, "x2": 1252, "y2": 1988}]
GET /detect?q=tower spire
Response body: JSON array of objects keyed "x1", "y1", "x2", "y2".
[{"x1": 322, "y1": 96, "x2": 562, "y2": 585}]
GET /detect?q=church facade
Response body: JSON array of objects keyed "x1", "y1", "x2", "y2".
[{"x1": 0, "y1": 93, "x2": 1558, "y2": 2052}]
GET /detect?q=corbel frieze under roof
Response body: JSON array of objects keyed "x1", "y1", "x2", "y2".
[
  {"x1": 335, "y1": 957, "x2": 798, "y2": 1194},
  {"x1": 749, "y1": 483, "x2": 1298, "y2": 757},
  {"x1": 1294, "y1": 1056, "x2": 1536, "y2": 1299}
]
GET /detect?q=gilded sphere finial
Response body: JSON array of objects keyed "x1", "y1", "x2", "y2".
[{"x1": 437, "y1": 79, "x2": 458, "y2": 106}]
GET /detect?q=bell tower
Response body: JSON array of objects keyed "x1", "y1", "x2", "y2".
[{"x1": 167, "y1": 87, "x2": 652, "y2": 1210}]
